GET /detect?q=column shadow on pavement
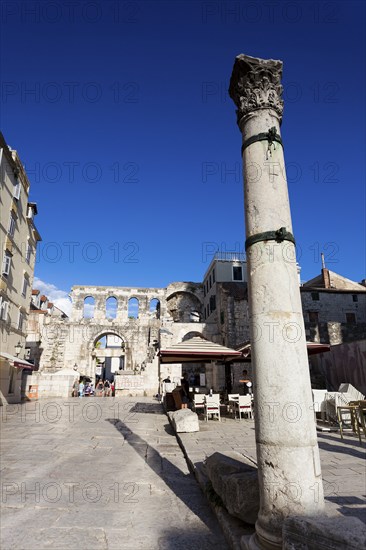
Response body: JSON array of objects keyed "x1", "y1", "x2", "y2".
[
  {"x1": 105, "y1": 417, "x2": 214, "y2": 529},
  {"x1": 317, "y1": 440, "x2": 366, "y2": 459},
  {"x1": 318, "y1": 432, "x2": 365, "y2": 447}
]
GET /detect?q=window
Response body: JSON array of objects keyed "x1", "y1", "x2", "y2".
[
  {"x1": 209, "y1": 274, "x2": 212, "y2": 289},
  {"x1": 210, "y1": 294, "x2": 216, "y2": 311},
  {"x1": 27, "y1": 206, "x2": 34, "y2": 221},
  {"x1": 106, "y1": 296, "x2": 118, "y2": 319},
  {"x1": 308, "y1": 311, "x2": 319, "y2": 323},
  {"x1": 150, "y1": 298, "x2": 160, "y2": 319},
  {"x1": 346, "y1": 313, "x2": 356, "y2": 324},
  {"x1": 233, "y1": 265, "x2": 243, "y2": 281},
  {"x1": 18, "y1": 311, "x2": 25, "y2": 331},
  {"x1": 22, "y1": 277, "x2": 29, "y2": 298},
  {"x1": 13, "y1": 180, "x2": 21, "y2": 200},
  {"x1": 8, "y1": 367, "x2": 15, "y2": 394},
  {"x1": 352, "y1": 295, "x2": 358, "y2": 302},
  {"x1": 26, "y1": 244, "x2": 32, "y2": 264},
  {"x1": 0, "y1": 299, "x2": 9, "y2": 321},
  {"x1": 128, "y1": 297, "x2": 139, "y2": 319},
  {"x1": 8, "y1": 214, "x2": 16, "y2": 238},
  {"x1": 220, "y1": 311, "x2": 224, "y2": 324},
  {"x1": 2, "y1": 252, "x2": 11, "y2": 276},
  {"x1": 212, "y1": 269, "x2": 215, "y2": 283},
  {"x1": 83, "y1": 296, "x2": 95, "y2": 319},
  {"x1": 311, "y1": 292, "x2": 319, "y2": 301}
]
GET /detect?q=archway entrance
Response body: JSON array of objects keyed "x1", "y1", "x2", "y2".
[{"x1": 93, "y1": 333, "x2": 125, "y2": 384}]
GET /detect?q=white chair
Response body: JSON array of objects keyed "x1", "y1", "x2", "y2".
[
  {"x1": 209, "y1": 393, "x2": 221, "y2": 404},
  {"x1": 193, "y1": 394, "x2": 205, "y2": 414},
  {"x1": 227, "y1": 393, "x2": 239, "y2": 415},
  {"x1": 205, "y1": 398, "x2": 221, "y2": 421},
  {"x1": 228, "y1": 393, "x2": 240, "y2": 401},
  {"x1": 235, "y1": 395, "x2": 253, "y2": 420}
]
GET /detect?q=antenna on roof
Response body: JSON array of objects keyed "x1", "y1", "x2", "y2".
[{"x1": 321, "y1": 252, "x2": 326, "y2": 270}]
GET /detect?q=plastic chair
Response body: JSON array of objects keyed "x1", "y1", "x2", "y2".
[
  {"x1": 193, "y1": 394, "x2": 205, "y2": 414},
  {"x1": 205, "y1": 398, "x2": 221, "y2": 421},
  {"x1": 235, "y1": 395, "x2": 253, "y2": 420}
]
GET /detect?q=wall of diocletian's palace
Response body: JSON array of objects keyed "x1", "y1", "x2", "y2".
[{"x1": 36, "y1": 282, "x2": 219, "y2": 396}]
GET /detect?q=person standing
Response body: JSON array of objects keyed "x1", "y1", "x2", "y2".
[
  {"x1": 104, "y1": 379, "x2": 111, "y2": 397},
  {"x1": 181, "y1": 373, "x2": 190, "y2": 409},
  {"x1": 239, "y1": 369, "x2": 252, "y2": 395},
  {"x1": 78, "y1": 380, "x2": 85, "y2": 398},
  {"x1": 72, "y1": 379, "x2": 79, "y2": 397}
]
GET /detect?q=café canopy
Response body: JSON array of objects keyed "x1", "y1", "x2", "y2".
[{"x1": 158, "y1": 336, "x2": 243, "y2": 364}]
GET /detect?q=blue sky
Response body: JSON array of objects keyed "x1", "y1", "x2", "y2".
[{"x1": 1, "y1": 1, "x2": 365, "y2": 310}]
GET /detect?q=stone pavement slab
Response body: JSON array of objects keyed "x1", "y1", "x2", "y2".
[{"x1": 0, "y1": 398, "x2": 228, "y2": 550}]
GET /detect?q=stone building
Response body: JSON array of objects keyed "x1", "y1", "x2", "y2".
[
  {"x1": 301, "y1": 267, "x2": 366, "y2": 345},
  {"x1": 25, "y1": 289, "x2": 68, "y2": 370},
  {"x1": 0, "y1": 132, "x2": 41, "y2": 404}
]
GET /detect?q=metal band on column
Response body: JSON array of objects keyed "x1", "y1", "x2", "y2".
[{"x1": 245, "y1": 227, "x2": 295, "y2": 251}]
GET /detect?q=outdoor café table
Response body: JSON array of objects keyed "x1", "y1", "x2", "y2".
[{"x1": 228, "y1": 397, "x2": 239, "y2": 418}]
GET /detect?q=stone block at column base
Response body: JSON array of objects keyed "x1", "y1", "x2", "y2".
[
  {"x1": 168, "y1": 409, "x2": 199, "y2": 433},
  {"x1": 282, "y1": 515, "x2": 366, "y2": 549},
  {"x1": 206, "y1": 452, "x2": 260, "y2": 525}
]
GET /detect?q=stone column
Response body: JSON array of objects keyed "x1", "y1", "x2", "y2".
[{"x1": 229, "y1": 55, "x2": 324, "y2": 550}]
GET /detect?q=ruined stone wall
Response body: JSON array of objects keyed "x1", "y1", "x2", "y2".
[
  {"x1": 216, "y1": 282, "x2": 250, "y2": 347},
  {"x1": 309, "y1": 339, "x2": 366, "y2": 395},
  {"x1": 37, "y1": 284, "x2": 207, "y2": 396},
  {"x1": 301, "y1": 290, "x2": 366, "y2": 325},
  {"x1": 301, "y1": 289, "x2": 366, "y2": 345}
]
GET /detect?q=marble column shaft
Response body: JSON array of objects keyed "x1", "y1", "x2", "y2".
[{"x1": 229, "y1": 55, "x2": 324, "y2": 550}]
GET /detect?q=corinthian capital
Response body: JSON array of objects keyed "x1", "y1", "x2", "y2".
[{"x1": 229, "y1": 54, "x2": 284, "y2": 124}]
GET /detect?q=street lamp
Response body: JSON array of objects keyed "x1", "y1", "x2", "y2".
[{"x1": 14, "y1": 341, "x2": 22, "y2": 357}]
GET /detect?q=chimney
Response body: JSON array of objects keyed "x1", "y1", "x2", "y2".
[{"x1": 321, "y1": 253, "x2": 331, "y2": 288}]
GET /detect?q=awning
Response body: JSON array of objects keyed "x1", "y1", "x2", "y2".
[
  {"x1": 159, "y1": 336, "x2": 243, "y2": 364},
  {"x1": 0, "y1": 352, "x2": 35, "y2": 370},
  {"x1": 229, "y1": 341, "x2": 331, "y2": 363}
]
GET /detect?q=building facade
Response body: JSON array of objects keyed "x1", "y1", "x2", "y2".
[{"x1": 0, "y1": 133, "x2": 41, "y2": 404}]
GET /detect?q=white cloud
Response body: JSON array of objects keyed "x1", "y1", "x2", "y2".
[{"x1": 33, "y1": 277, "x2": 72, "y2": 316}]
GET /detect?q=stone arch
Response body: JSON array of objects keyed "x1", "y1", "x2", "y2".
[
  {"x1": 166, "y1": 291, "x2": 203, "y2": 323},
  {"x1": 128, "y1": 297, "x2": 139, "y2": 319},
  {"x1": 90, "y1": 329, "x2": 126, "y2": 352},
  {"x1": 149, "y1": 298, "x2": 160, "y2": 319},
  {"x1": 91, "y1": 330, "x2": 127, "y2": 382},
  {"x1": 83, "y1": 296, "x2": 95, "y2": 319},
  {"x1": 106, "y1": 296, "x2": 118, "y2": 319},
  {"x1": 182, "y1": 331, "x2": 204, "y2": 342}
]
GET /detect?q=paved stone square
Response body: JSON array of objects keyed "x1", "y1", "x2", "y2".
[
  {"x1": 0, "y1": 398, "x2": 228, "y2": 550},
  {"x1": 2, "y1": 398, "x2": 365, "y2": 550}
]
